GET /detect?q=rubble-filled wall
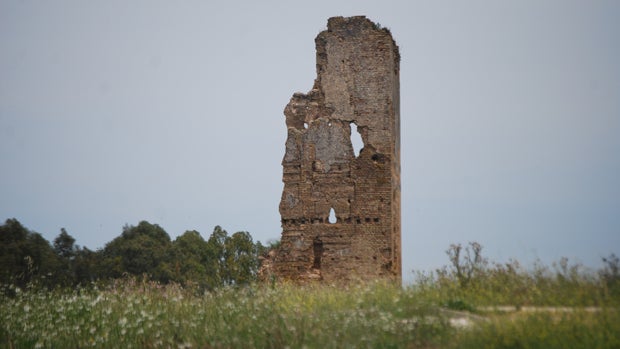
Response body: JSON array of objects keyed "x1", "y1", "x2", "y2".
[{"x1": 275, "y1": 16, "x2": 401, "y2": 282}]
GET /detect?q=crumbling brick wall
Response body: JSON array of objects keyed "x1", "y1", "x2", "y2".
[{"x1": 275, "y1": 16, "x2": 401, "y2": 282}]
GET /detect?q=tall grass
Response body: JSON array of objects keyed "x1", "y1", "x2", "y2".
[
  {"x1": 2, "y1": 253, "x2": 619, "y2": 348},
  {"x1": 414, "y1": 259, "x2": 617, "y2": 310},
  {"x1": 453, "y1": 310, "x2": 620, "y2": 349},
  {"x1": 1, "y1": 279, "x2": 451, "y2": 348},
  {"x1": 414, "y1": 245, "x2": 620, "y2": 309}
]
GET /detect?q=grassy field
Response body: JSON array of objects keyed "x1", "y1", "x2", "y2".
[{"x1": 2, "y1": 256, "x2": 619, "y2": 348}]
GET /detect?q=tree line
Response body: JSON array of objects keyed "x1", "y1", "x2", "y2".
[{"x1": 0, "y1": 218, "x2": 272, "y2": 290}]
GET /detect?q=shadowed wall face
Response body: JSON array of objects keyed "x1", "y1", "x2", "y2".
[{"x1": 275, "y1": 16, "x2": 401, "y2": 282}]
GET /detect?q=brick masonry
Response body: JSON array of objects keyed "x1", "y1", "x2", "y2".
[{"x1": 274, "y1": 16, "x2": 401, "y2": 282}]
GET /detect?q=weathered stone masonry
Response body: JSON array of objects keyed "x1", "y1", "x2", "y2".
[{"x1": 275, "y1": 16, "x2": 401, "y2": 282}]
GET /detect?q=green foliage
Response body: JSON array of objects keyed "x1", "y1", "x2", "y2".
[
  {"x1": 414, "y1": 242, "x2": 619, "y2": 309},
  {"x1": 52, "y1": 228, "x2": 78, "y2": 286},
  {"x1": 600, "y1": 253, "x2": 620, "y2": 298},
  {"x1": 0, "y1": 219, "x2": 60, "y2": 288},
  {"x1": 1, "y1": 219, "x2": 267, "y2": 290},
  {"x1": 205, "y1": 225, "x2": 228, "y2": 287},
  {"x1": 171, "y1": 230, "x2": 209, "y2": 287},
  {"x1": 445, "y1": 299, "x2": 476, "y2": 312},
  {"x1": 94, "y1": 222, "x2": 265, "y2": 288},
  {"x1": 224, "y1": 231, "x2": 258, "y2": 286},
  {"x1": 446, "y1": 242, "x2": 486, "y2": 287},
  {"x1": 53, "y1": 228, "x2": 76, "y2": 260},
  {"x1": 101, "y1": 221, "x2": 174, "y2": 282},
  {"x1": 72, "y1": 247, "x2": 100, "y2": 284}
]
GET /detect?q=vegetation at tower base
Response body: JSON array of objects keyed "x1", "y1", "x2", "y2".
[
  {"x1": 0, "y1": 218, "x2": 266, "y2": 290},
  {"x1": 277, "y1": 16, "x2": 401, "y2": 283},
  {"x1": 1, "y1": 239, "x2": 619, "y2": 349}
]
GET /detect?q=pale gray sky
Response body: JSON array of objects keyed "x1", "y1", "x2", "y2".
[{"x1": 1, "y1": 0, "x2": 619, "y2": 282}]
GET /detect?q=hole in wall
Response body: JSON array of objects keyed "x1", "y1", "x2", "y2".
[
  {"x1": 312, "y1": 238, "x2": 323, "y2": 269},
  {"x1": 371, "y1": 153, "x2": 386, "y2": 164},
  {"x1": 350, "y1": 122, "x2": 363, "y2": 157},
  {"x1": 328, "y1": 208, "x2": 337, "y2": 224}
]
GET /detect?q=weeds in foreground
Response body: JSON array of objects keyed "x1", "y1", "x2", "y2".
[
  {"x1": 413, "y1": 243, "x2": 620, "y2": 310},
  {"x1": 1, "y1": 280, "x2": 451, "y2": 348},
  {"x1": 453, "y1": 310, "x2": 620, "y2": 349},
  {"x1": 2, "y1": 250, "x2": 619, "y2": 348}
]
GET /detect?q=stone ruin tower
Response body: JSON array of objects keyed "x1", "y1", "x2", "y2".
[{"x1": 274, "y1": 16, "x2": 401, "y2": 282}]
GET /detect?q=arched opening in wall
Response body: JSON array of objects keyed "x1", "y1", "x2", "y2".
[
  {"x1": 350, "y1": 122, "x2": 364, "y2": 157},
  {"x1": 312, "y1": 237, "x2": 323, "y2": 269},
  {"x1": 328, "y1": 207, "x2": 337, "y2": 224}
]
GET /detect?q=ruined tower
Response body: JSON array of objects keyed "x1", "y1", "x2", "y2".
[{"x1": 275, "y1": 16, "x2": 400, "y2": 282}]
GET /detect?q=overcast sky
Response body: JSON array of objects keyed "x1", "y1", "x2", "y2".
[{"x1": 1, "y1": 0, "x2": 619, "y2": 282}]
